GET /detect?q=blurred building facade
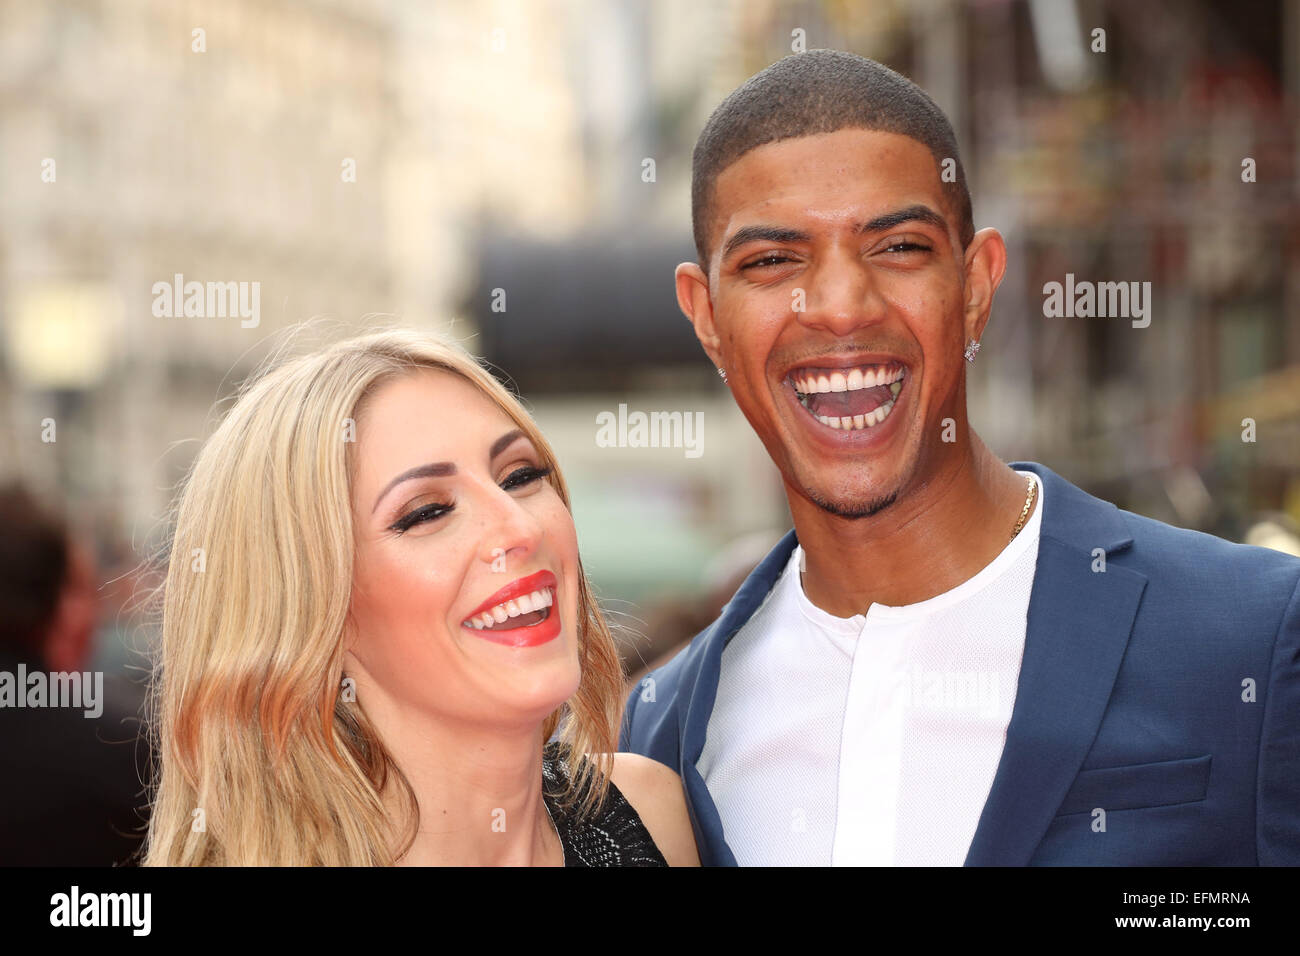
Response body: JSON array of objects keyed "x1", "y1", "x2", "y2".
[{"x1": 1, "y1": 0, "x2": 1296, "y2": 671}]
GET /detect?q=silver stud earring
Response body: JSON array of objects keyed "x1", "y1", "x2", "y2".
[
  {"x1": 963, "y1": 339, "x2": 981, "y2": 362},
  {"x1": 717, "y1": 366, "x2": 728, "y2": 384}
]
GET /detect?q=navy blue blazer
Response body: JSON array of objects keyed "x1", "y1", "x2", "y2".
[{"x1": 619, "y1": 461, "x2": 1300, "y2": 865}]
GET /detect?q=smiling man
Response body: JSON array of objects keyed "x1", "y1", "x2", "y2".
[{"x1": 619, "y1": 50, "x2": 1300, "y2": 866}]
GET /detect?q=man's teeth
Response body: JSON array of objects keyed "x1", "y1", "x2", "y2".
[
  {"x1": 790, "y1": 364, "x2": 905, "y2": 432},
  {"x1": 464, "y1": 587, "x2": 555, "y2": 629},
  {"x1": 815, "y1": 402, "x2": 896, "y2": 430},
  {"x1": 790, "y1": 364, "x2": 905, "y2": 395}
]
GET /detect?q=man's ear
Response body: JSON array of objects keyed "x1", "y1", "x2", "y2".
[
  {"x1": 961, "y1": 227, "x2": 1008, "y2": 344},
  {"x1": 675, "y1": 261, "x2": 723, "y2": 369}
]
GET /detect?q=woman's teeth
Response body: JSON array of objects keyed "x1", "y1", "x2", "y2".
[
  {"x1": 790, "y1": 364, "x2": 905, "y2": 432},
  {"x1": 464, "y1": 587, "x2": 555, "y2": 630}
]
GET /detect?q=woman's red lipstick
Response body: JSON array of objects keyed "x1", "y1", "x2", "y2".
[{"x1": 461, "y1": 570, "x2": 561, "y2": 647}]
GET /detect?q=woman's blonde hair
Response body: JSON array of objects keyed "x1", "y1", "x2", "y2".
[{"x1": 142, "y1": 326, "x2": 625, "y2": 865}]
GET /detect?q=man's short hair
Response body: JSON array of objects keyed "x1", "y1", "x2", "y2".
[{"x1": 691, "y1": 49, "x2": 975, "y2": 268}]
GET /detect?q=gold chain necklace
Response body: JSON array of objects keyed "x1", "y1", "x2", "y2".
[{"x1": 1010, "y1": 474, "x2": 1037, "y2": 542}]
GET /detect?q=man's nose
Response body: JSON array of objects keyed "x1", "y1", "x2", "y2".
[{"x1": 795, "y1": 251, "x2": 886, "y2": 338}]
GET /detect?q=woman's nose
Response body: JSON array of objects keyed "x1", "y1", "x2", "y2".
[{"x1": 475, "y1": 485, "x2": 544, "y2": 572}]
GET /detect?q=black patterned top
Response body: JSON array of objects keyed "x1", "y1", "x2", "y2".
[{"x1": 541, "y1": 741, "x2": 670, "y2": 867}]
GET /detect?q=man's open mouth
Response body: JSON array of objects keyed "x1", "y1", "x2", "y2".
[{"x1": 787, "y1": 363, "x2": 905, "y2": 431}]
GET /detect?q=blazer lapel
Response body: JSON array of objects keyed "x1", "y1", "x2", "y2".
[
  {"x1": 681, "y1": 763, "x2": 736, "y2": 866},
  {"x1": 677, "y1": 531, "x2": 798, "y2": 867},
  {"x1": 677, "y1": 626, "x2": 738, "y2": 866},
  {"x1": 964, "y1": 463, "x2": 1148, "y2": 865}
]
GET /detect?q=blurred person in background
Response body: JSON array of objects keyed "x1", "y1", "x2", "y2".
[
  {"x1": 626, "y1": 530, "x2": 783, "y2": 687},
  {"x1": 0, "y1": 483, "x2": 147, "y2": 865},
  {"x1": 143, "y1": 327, "x2": 697, "y2": 866}
]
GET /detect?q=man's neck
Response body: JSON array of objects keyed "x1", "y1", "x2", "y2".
[{"x1": 790, "y1": 436, "x2": 1036, "y2": 617}]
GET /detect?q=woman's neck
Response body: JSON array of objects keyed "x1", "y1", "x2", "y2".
[{"x1": 366, "y1": 701, "x2": 562, "y2": 866}]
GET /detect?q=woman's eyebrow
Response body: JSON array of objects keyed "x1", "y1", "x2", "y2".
[
  {"x1": 372, "y1": 462, "x2": 456, "y2": 514},
  {"x1": 489, "y1": 428, "x2": 526, "y2": 460},
  {"x1": 370, "y1": 429, "x2": 528, "y2": 515}
]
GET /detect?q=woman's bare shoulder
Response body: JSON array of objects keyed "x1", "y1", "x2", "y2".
[{"x1": 597, "y1": 752, "x2": 701, "y2": 867}]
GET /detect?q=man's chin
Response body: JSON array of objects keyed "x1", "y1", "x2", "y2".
[{"x1": 802, "y1": 484, "x2": 900, "y2": 520}]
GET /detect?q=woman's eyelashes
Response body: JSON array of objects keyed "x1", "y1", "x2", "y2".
[
  {"x1": 388, "y1": 500, "x2": 452, "y2": 535},
  {"x1": 386, "y1": 463, "x2": 554, "y2": 535},
  {"x1": 500, "y1": 463, "x2": 552, "y2": 491}
]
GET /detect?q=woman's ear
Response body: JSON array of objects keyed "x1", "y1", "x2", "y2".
[
  {"x1": 338, "y1": 611, "x2": 362, "y2": 704},
  {"x1": 341, "y1": 608, "x2": 359, "y2": 660}
]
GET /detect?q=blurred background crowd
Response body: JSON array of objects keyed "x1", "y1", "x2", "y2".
[{"x1": 1, "y1": 0, "x2": 1298, "y2": 864}]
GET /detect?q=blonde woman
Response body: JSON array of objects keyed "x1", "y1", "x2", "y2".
[{"x1": 144, "y1": 327, "x2": 699, "y2": 866}]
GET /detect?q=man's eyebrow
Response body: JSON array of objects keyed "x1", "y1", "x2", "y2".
[
  {"x1": 720, "y1": 225, "x2": 811, "y2": 262},
  {"x1": 720, "y1": 204, "x2": 949, "y2": 263},
  {"x1": 856, "y1": 204, "x2": 949, "y2": 236},
  {"x1": 370, "y1": 428, "x2": 528, "y2": 515}
]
